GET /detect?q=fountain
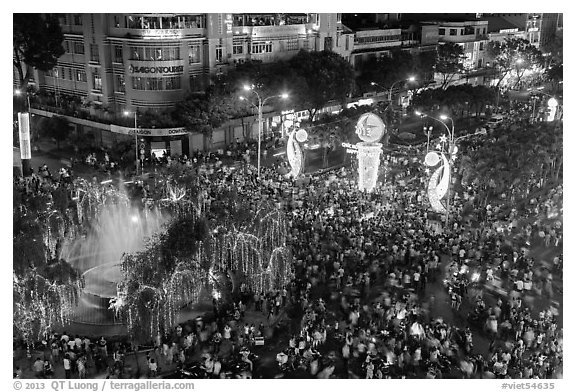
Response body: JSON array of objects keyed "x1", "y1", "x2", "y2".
[{"x1": 60, "y1": 195, "x2": 170, "y2": 326}]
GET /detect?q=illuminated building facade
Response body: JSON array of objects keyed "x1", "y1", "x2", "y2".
[
  {"x1": 26, "y1": 13, "x2": 353, "y2": 114},
  {"x1": 436, "y1": 20, "x2": 489, "y2": 69}
]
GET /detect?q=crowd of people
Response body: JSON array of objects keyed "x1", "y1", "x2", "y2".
[
  {"x1": 131, "y1": 126, "x2": 562, "y2": 379},
  {"x1": 14, "y1": 109, "x2": 562, "y2": 379}
]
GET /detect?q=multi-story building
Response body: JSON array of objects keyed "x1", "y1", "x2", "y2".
[
  {"x1": 26, "y1": 13, "x2": 353, "y2": 115},
  {"x1": 475, "y1": 13, "x2": 560, "y2": 50},
  {"x1": 436, "y1": 20, "x2": 489, "y2": 70},
  {"x1": 525, "y1": 13, "x2": 559, "y2": 49},
  {"x1": 483, "y1": 14, "x2": 528, "y2": 43},
  {"x1": 17, "y1": 13, "x2": 354, "y2": 155}
]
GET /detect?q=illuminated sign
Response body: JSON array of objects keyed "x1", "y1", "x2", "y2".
[
  {"x1": 355, "y1": 112, "x2": 386, "y2": 143},
  {"x1": 141, "y1": 29, "x2": 182, "y2": 40},
  {"x1": 110, "y1": 125, "x2": 188, "y2": 137},
  {"x1": 528, "y1": 27, "x2": 539, "y2": 32},
  {"x1": 129, "y1": 65, "x2": 184, "y2": 74},
  {"x1": 225, "y1": 14, "x2": 233, "y2": 34},
  {"x1": 18, "y1": 112, "x2": 31, "y2": 160},
  {"x1": 500, "y1": 28, "x2": 519, "y2": 33}
]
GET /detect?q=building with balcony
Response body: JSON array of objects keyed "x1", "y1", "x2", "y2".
[
  {"x1": 436, "y1": 20, "x2": 489, "y2": 70},
  {"x1": 22, "y1": 13, "x2": 352, "y2": 116},
  {"x1": 16, "y1": 13, "x2": 353, "y2": 156}
]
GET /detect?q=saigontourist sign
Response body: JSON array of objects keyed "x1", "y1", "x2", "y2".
[{"x1": 129, "y1": 65, "x2": 184, "y2": 74}]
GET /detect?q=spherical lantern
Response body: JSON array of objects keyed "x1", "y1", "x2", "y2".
[
  {"x1": 295, "y1": 129, "x2": 308, "y2": 143},
  {"x1": 424, "y1": 151, "x2": 441, "y2": 167},
  {"x1": 355, "y1": 113, "x2": 386, "y2": 143}
]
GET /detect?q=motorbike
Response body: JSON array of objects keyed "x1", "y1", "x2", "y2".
[{"x1": 173, "y1": 361, "x2": 207, "y2": 379}]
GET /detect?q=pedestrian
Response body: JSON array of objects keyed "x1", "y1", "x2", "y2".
[{"x1": 63, "y1": 355, "x2": 72, "y2": 379}]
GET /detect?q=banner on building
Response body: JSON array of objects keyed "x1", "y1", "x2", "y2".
[
  {"x1": 18, "y1": 112, "x2": 31, "y2": 160},
  {"x1": 110, "y1": 124, "x2": 188, "y2": 137}
]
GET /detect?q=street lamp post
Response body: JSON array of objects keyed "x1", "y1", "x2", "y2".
[
  {"x1": 124, "y1": 110, "x2": 139, "y2": 176},
  {"x1": 371, "y1": 76, "x2": 416, "y2": 105},
  {"x1": 423, "y1": 125, "x2": 433, "y2": 153},
  {"x1": 371, "y1": 76, "x2": 415, "y2": 130},
  {"x1": 240, "y1": 85, "x2": 288, "y2": 180}
]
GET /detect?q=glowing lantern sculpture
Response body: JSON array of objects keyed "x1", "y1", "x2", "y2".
[
  {"x1": 424, "y1": 151, "x2": 451, "y2": 213},
  {"x1": 354, "y1": 113, "x2": 385, "y2": 192},
  {"x1": 547, "y1": 97, "x2": 558, "y2": 122},
  {"x1": 286, "y1": 128, "x2": 307, "y2": 178}
]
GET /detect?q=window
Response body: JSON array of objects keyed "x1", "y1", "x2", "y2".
[
  {"x1": 142, "y1": 16, "x2": 160, "y2": 29},
  {"x1": 189, "y1": 45, "x2": 201, "y2": 64},
  {"x1": 233, "y1": 43, "x2": 243, "y2": 55},
  {"x1": 114, "y1": 15, "x2": 121, "y2": 28},
  {"x1": 215, "y1": 45, "x2": 223, "y2": 62},
  {"x1": 285, "y1": 39, "x2": 298, "y2": 51},
  {"x1": 126, "y1": 15, "x2": 142, "y2": 29},
  {"x1": 130, "y1": 76, "x2": 180, "y2": 90},
  {"x1": 130, "y1": 46, "x2": 181, "y2": 61},
  {"x1": 68, "y1": 68, "x2": 73, "y2": 80},
  {"x1": 74, "y1": 42, "x2": 85, "y2": 54},
  {"x1": 90, "y1": 44, "x2": 99, "y2": 63},
  {"x1": 63, "y1": 40, "x2": 70, "y2": 53},
  {"x1": 345, "y1": 36, "x2": 349, "y2": 50},
  {"x1": 438, "y1": 28, "x2": 445, "y2": 36},
  {"x1": 73, "y1": 14, "x2": 83, "y2": 26},
  {"x1": 132, "y1": 47, "x2": 141, "y2": 60},
  {"x1": 165, "y1": 76, "x2": 181, "y2": 90},
  {"x1": 449, "y1": 29, "x2": 457, "y2": 36},
  {"x1": 144, "y1": 47, "x2": 155, "y2": 61},
  {"x1": 132, "y1": 77, "x2": 145, "y2": 90},
  {"x1": 168, "y1": 47, "x2": 180, "y2": 60},
  {"x1": 114, "y1": 45, "x2": 123, "y2": 63},
  {"x1": 75, "y1": 70, "x2": 87, "y2": 82},
  {"x1": 59, "y1": 67, "x2": 66, "y2": 79},
  {"x1": 114, "y1": 74, "x2": 125, "y2": 92},
  {"x1": 146, "y1": 77, "x2": 162, "y2": 90},
  {"x1": 91, "y1": 69, "x2": 102, "y2": 91},
  {"x1": 479, "y1": 42, "x2": 484, "y2": 51},
  {"x1": 251, "y1": 42, "x2": 272, "y2": 54}
]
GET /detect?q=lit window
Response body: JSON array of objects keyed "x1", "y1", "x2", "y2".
[
  {"x1": 285, "y1": 39, "x2": 298, "y2": 51},
  {"x1": 90, "y1": 44, "x2": 100, "y2": 63},
  {"x1": 76, "y1": 70, "x2": 87, "y2": 82},
  {"x1": 215, "y1": 45, "x2": 223, "y2": 62},
  {"x1": 115, "y1": 74, "x2": 125, "y2": 92},
  {"x1": 189, "y1": 45, "x2": 201, "y2": 64},
  {"x1": 114, "y1": 45, "x2": 123, "y2": 63},
  {"x1": 92, "y1": 69, "x2": 102, "y2": 91},
  {"x1": 233, "y1": 43, "x2": 243, "y2": 54}
]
